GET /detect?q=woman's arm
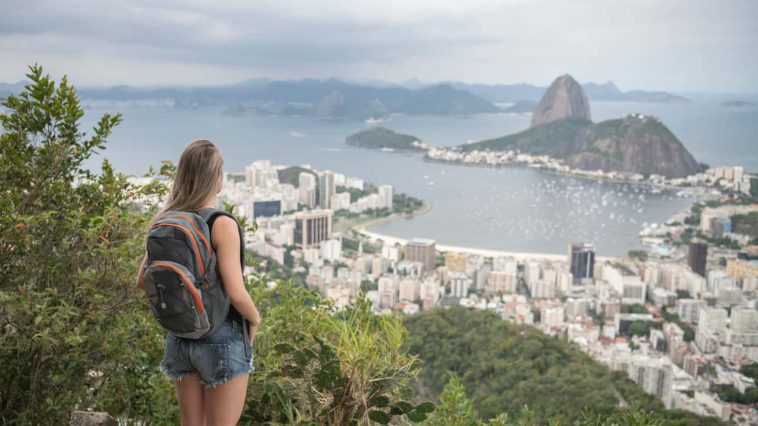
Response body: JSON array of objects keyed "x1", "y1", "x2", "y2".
[
  {"x1": 135, "y1": 253, "x2": 148, "y2": 294},
  {"x1": 213, "y1": 215, "x2": 262, "y2": 334}
]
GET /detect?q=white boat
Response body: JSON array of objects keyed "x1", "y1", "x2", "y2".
[{"x1": 365, "y1": 116, "x2": 390, "y2": 126}]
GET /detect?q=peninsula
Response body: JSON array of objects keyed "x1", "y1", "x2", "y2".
[
  {"x1": 346, "y1": 127, "x2": 431, "y2": 151},
  {"x1": 447, "y1": 74, "x2": 701, "y2": 179}
]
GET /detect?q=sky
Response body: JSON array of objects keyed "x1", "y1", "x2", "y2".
[{"x1": 1, "y1": 0, "x2": 756, "y2": 93}]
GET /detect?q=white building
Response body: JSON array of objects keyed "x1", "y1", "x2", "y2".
[
  {"x1": 378, "y1": 275, "x2": 399, "y2": 310},
  {"x1": 450, "y1": 272, "x2": 472, "y2": 298},
  {"x1": 378, "y1": 185, "x2": 393, "y2": 210},
  {"x1": 603, "y1": 263, "x2": 646, "y2": 305}
]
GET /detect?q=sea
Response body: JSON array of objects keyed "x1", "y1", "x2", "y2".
[{"x1": 80, "y1": 94, "x2": 758, "y2": 256}]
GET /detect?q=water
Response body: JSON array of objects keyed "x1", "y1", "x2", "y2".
[{"x1": 79, "y1": 97, "x2": 758, "y2": 256}]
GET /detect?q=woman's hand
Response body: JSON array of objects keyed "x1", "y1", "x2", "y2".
[{"x1": 248, "y1": 320, "x2": 259, "y2": 345}]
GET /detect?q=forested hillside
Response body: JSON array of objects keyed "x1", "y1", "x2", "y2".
[{"x1": 404, "y1": 307, "x2": 727, "y2": 425}]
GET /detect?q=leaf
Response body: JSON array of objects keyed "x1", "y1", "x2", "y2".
[
  {"x1": 406, "y1": 410, "x2": 428, "y2": 423},
  {"x1": 368, "y1": 395, "x2": 390, "y2": 408},
  {"x1": 367, "y1": 410, "x2": 391, "y2": 425},
  {"x1": 293, "y1": 349, "x2": 311, "y2": 367},
  {"x1": 273, "y1": 343, "x2": 295, "y2": 354},
  {"x1": 414, "y1": 401, "x2": 435, "y2": 413},
  {"x1": 389, "y1": 401, "x2": 413, "y2": 415},
  {"x1": 281, "y1": 364, "x2": 304, "y2": 378}
]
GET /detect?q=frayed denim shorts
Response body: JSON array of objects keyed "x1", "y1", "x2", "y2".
[{"x1": 160, "y1": 318, "x2": 254, "y2": 388}]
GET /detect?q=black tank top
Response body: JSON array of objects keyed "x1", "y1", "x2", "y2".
[{"x1": 207, "y1": 214, "x2": 244, "y2": 325}]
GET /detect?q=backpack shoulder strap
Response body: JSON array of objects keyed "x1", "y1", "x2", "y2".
[{"x1": 198, "y1": 207, "x2": 245, "y2": 271}]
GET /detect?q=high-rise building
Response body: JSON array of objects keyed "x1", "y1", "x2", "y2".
[
  {"x1": 688, "y1": 242, "x2": 708, "y2": 277},
  {"x1": 698, "y1": 307, "x2": 728, "y2": 333},
  {"x1": 318, "y1": 172, "x2": 336, "y2": 209},
  {"x1": 444, "y1": 252, "x2": 467, "y2": 273},
  {"x1": 730, "y1": 308, "x2": 758, "y2": 333},
  {"x1": 404, "y1": 238, "x2": 436, "y2": 274},
  {"x1": 524, "y1": 261, "x2": 540, "y2": 286},
  {"x1": 298, "y1": 172, "x2": 317, "y2": 207},
  {"x1": 450, "y1": 272, "x2": 471, "y2": 298},
  {"x1": 252, "y1": 199, "x2": 281, "y2": 218},
  {"x1": 378, "y1": 185, "x2": 393, "y2": 209},
  {"x1": 244, "y1": 164, "x2": 258, "y2": 188},
  {"x1": 294, "y1": 209, "x2": 333, "y2": 249},
  {"x1": 568, "y1": 243, "x2": 595, "y2": 284},
  {"x1": 378, "y1": 275, "x2": 399, "y2": 310}
]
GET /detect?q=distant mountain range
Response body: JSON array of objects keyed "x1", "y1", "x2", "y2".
[
  {"x1": 0, "y1": 77, "x2": 689, "y2": 120},
  {"x1": 0, "y1": 79, "x2": 497, "y2": 120},
  {"x1": 447, "y1": 80, "x2": 689, "y2": 104}
]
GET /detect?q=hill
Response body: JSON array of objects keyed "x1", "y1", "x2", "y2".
[
  {"x1": 530, "y1": 74, "x2": 591, "y2": 127},
  {"x1": 346, "y1": 127, "x2": 427, "y2": 151},
  {"x1": 461, "y1": 115, "x2": 700, "y2": 178},
  {"x1": 459, "y1": 74, "x2": 700, "y2": 178},
  {"x1": 404, "y1": 307, "x2": 727, "y2": 425}
]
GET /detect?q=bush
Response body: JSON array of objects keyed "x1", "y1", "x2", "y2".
[{"x1": 0, "y1": 65, "x2": 178, "y2": 423}]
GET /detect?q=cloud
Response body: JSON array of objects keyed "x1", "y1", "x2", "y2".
[{"x1": 0, "y1": 0, "x2": 756, "y2": 92}]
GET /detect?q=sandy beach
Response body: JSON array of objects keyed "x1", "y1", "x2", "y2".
[{"x1": 356, "y1": 218, "x2": 614, "y2": 262}]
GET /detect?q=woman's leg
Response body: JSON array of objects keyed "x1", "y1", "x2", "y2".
[
  {"x1": 204, "y1": 373, "x2": 249, "y2": 426},
  {"x1": 176, "y1": 373, "x2": 206, "y2": 426}
]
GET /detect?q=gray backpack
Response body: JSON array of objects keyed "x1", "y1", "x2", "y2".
[{"x1": 143, "y1": 207, "x2": 242, "y2": 339}]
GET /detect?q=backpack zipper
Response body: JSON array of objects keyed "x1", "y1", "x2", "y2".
[
  {"x1": 157, "y1": 283, "x2": 167, "y2": 309},
  {"x1": 151, "y1": 261, "x2": 205, "y2": 313}
]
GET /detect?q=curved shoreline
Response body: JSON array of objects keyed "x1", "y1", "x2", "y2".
[
  {"x1": 422, "y1": 155, "x2": 694, "y2": 192},
  {"x1": 341, "y1": 201, "x2": 433, "y2": 233},
  {"x1": 357, "y1": 227, "x2": 614, "y2": 262}
]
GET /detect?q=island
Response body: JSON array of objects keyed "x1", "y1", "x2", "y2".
[{"x1": 346, "y1": 127, "x2": 431, "y2": 152}]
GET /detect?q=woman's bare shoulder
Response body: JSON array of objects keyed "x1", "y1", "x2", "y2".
[{"x1": 211, "y1": 215, "x2": 239, "y2": 247}]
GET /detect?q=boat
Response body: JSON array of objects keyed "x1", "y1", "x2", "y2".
[{"x1": 365, "y1": 116, "x2": 390, "y2": 126}]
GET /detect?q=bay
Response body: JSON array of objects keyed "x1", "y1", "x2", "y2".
[{"x1": 80, "y1": 96, "x2": 757, "y2": 256}]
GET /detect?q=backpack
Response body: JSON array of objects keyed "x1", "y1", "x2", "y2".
[{"x1": 143, "y1": 207, "x2": 242, "y2": 339}]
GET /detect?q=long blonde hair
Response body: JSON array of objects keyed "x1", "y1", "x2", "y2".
[{"x1": 148, "y1": 139, "x2": 224, "y2": 228}]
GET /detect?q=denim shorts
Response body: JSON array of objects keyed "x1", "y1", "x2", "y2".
[{"x1": 160, "y1": 318, "x2": 254, "y2": 388}]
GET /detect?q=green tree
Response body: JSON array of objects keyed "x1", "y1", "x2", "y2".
[{"x1": 0, "y1": 65, "x2": 177, "y2": 422}]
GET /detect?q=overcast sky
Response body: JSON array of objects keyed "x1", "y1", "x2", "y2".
[{"x1": 1, "y1": 0, "x2": 756, "y2": 92}]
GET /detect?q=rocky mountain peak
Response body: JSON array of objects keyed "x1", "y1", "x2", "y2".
[{"x1": 530, "y1": 74, "x2": 591, "y2": 128}]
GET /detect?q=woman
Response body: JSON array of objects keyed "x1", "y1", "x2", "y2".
[{"x1": 135, "y1": 139, "x2": 262, "y2": 425}]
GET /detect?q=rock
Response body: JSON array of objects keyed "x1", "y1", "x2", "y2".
[
  {"x1": 530, "y1": 74, "x2": 591, "y2": 128},
  {"x1": 70, "y1": 411, "x2": 118, "y2": 426},
  {"x1": 564, "y1": 114, "x2": 701, "y2": 178}
]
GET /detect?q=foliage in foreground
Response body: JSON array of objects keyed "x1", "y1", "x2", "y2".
[{"x1": 0, "y1": 64, "x2": 178, "y2": 423}]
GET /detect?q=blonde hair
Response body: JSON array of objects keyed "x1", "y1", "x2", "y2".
[{"x1": 148, "y1": 139, "x2": 223, "y2": 228}]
